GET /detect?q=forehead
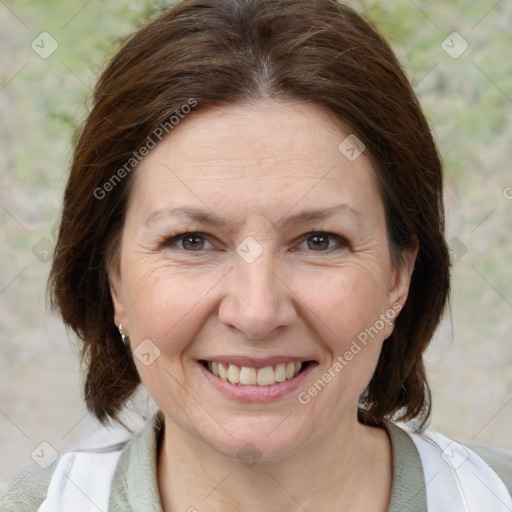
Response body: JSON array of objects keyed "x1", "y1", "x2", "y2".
[
  {"x1": 143, "y1": 100, "x2": 362, "y2": 169},
  {"x1": 129, "y1": 99, "x2": 383, "y2": 227}
]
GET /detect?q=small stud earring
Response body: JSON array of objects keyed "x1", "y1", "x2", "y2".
[
  {"x1": 386, "y1": 320, "x2": 395, "y2": 339},
  {"x1": 119, "y1": 323, "x2": 130, "y2": 346}
]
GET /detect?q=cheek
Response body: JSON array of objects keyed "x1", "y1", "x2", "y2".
[
  {"x1": 123, "y1": 254, "x2": 389, "y2": 345},
  {"x1": 121, "y1": 261, "x2": 223, "y2": 349},
  {"x1": 297, "y1": 264, "x2": 389, "y2": 338},
  {"x1": 299, "y1": 268, "x2": 389, "y2": 390},
  {"x1": 296, "y1": 273, "x2": 388, "y2": 416}
]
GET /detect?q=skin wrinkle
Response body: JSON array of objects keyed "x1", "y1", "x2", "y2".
[
  {"x1": 109, "y1": 99, "x2": 417, "y2": 512},
  {"x1": 143, "y1": 203, "x2": 368, "y2": 230}
]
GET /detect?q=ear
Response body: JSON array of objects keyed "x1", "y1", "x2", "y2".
[
  {"x1": 108, "y1": 257, "x2": 127, "y2": 329},
  {"x1": 387, "y1": 237, "x2": 419, "y2": 310}
]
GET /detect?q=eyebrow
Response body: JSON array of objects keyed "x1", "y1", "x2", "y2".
[{"x1": 144, "y1": 203, "x2": 366, "y2": 230}]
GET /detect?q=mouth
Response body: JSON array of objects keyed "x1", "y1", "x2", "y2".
[{"x1": 200, "y1": 359, "x2": 315, "y2": 386}]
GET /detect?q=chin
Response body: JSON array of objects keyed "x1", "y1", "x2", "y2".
[{"x1": 192, "y1": 414, "x2": 315, "y2": 464}]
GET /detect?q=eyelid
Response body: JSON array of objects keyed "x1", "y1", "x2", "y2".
[
  {"x1": 157, "y1": 231, "x2": 213, "y2": 251},
  {"x1": 295, "y1": 231, "x2": 349, "y2": 251},
  {"x1": 158, "y1": 230, "x2": 349, "y2": 253}
]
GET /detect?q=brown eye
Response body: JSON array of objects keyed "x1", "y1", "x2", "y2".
[
  {"x1": 180, "y1": 234, "x2": 206, "y2": 251},
  {"x1": 300, "y1": 232, "x2": 348, "y2": 252},
  {"x1": 159, "y1": 232, "x2": 211, "y2": 251},
  {"x1": 307, "y1": 234, "x2": 330, "y2": 251}
]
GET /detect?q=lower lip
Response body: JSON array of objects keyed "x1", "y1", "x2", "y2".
[{"x1": 198, "y1": 362, "x2": 317, "y2": 402}]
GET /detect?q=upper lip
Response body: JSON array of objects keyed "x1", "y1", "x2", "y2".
[{"x1": 199, "y1": 355, "x2": 317, "y2": 369}]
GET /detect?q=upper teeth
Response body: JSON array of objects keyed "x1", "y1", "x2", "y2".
[{"x1": 207, "y1": 361, "x2": 303, "y2": 386}]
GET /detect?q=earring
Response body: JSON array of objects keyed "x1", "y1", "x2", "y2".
[
  {"x1": 386, "y1": 320, "x2": 395, "y2": 339},
  {"x1": 119, "y1": 323, "x2": 130, "y2": 346}
]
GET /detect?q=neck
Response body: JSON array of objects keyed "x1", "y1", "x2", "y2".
[{"x1": 157, "y1": 410, "x2": 392, "y2": 512}]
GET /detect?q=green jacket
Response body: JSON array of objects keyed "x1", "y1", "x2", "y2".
[{"x1": 1, "y1": 411, "x2": 511, "y2": 511}]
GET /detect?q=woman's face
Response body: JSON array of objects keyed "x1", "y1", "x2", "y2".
[{"x1": 110, "y1": 100, "x2": 416, "y2": 460}]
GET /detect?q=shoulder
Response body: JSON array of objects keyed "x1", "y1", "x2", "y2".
[
  {"x1": 463, "y1": 442, "x2": 512, "y2": 495},
  {"x1": 1, "y1": 447, "x2": 129, "y2": 512},
  {"x1": 0, "y1": 461, "x2": 56, "y2": 511},
  {"x1": 385, "y1": 421, "x2": 512, "y2": 510},
  {"x1": 0, "y1": 412, "x2": 160, "y2": 512}
]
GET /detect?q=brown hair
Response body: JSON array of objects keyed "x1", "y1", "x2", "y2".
[{"x1": 48, "y1": 0, "x2": 450, "y2": 427}]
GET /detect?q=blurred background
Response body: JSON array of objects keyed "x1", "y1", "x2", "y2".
[{"x1": 1, "y1": 0, "x2": 511, "y2": 486}]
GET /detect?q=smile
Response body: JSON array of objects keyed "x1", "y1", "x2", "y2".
[
  {"x1": 203, "y1": 361, "x2": 307, "y2": 386},
  {"x1": 198, "y1": 357, "x2": 318, "y2": 402}
]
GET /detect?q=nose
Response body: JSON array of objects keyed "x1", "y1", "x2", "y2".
[{"x1": 217, "y1": 253, "x2": 297, "y2": 339}]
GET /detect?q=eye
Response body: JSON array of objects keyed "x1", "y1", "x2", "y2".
[
  {"x1": 297, "y1": 231, "x2": 348, "y2": 252},
  {"x1": 157, "y1": 230, "x2": 348, "y2": 253},
  {"x1": 159, "y1": 232, "x2": 212, "y2": 251}
]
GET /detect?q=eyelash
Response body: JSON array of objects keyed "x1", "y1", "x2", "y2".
[{"x1": 157, "y1": 230, "x2": 349, "y2": 253}]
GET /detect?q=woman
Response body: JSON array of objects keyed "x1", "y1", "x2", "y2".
[{"x1": 1, "y1": 0, "x2": 511, "y2": 510}]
